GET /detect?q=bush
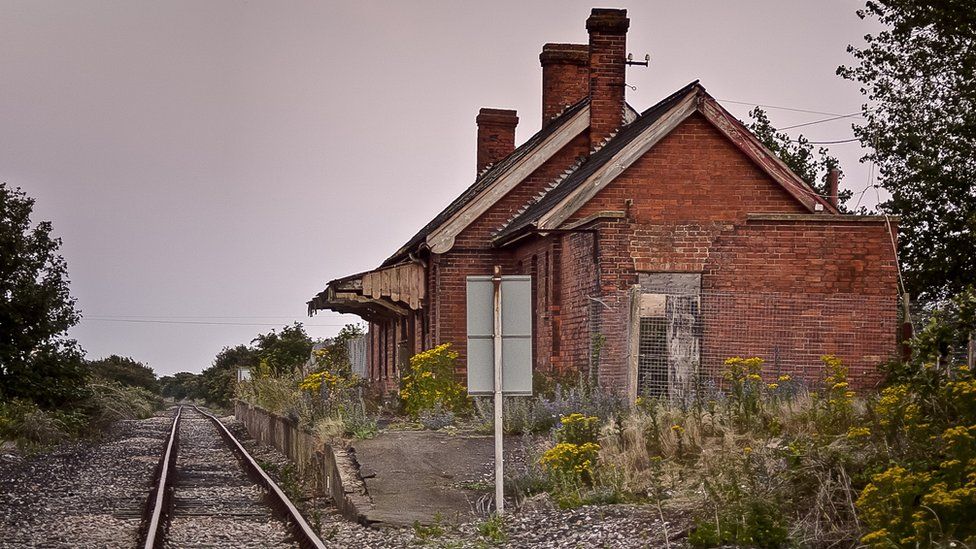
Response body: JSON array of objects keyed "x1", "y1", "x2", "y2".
[
  {"x1": 537, "y1": 413, "x2": 603, "y2": 507},
  {"x1": 0, "y1": 399, "x2": 79, "y2": 451},
  {"x1": 400, "y1": 344, "x2": 468, "y2": 418},
  {"x1": 84, "y1": 380, "x2": 161, "y2": 426},
  {"x1": 474, "y1": 375, "x2": 624, "y2": 435}
]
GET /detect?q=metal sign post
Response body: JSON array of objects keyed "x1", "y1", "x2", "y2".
[
  {"x1": 466, "y1": 267, "x2": 532, "y2": 516},
  {"x1": 491, "y1": 265, "x2": 504, "y2": 514}
]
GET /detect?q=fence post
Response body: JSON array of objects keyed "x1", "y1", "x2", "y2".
[
  {"x1": 627, "y1": 285, "x2": 641, "y2": 405},
  {"x1": 900, "y1": 292, "x2": 913, "y2": 363}
]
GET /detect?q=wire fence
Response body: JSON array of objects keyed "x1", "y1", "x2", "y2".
[{"x1": 589, "y1": 289, "x2": 900, "y2": 397}]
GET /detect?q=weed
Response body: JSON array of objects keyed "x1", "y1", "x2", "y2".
[
  {"x1": 477, "y1": 514, "x2": 507, "y2": 543},
  {"x1": 412, "y1": 513, "x2": 446, "y2": 541}
]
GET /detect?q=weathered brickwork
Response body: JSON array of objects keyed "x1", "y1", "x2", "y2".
[
  {"x1": 357, "y1": 9, "x2": 898, "y2": 397},
  {"x1": 541, "y1": 43, "x2": 589, "y2": 125}
]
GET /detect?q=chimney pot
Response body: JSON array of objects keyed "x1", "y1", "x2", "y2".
[
  {"x1": 540, "y1": 43, "x2": 589, "y2": 125},
  {"x1": 476, "y1": 108, "x2": 518, "y2": 175},
  {"x1": 828, "y1": 168, "x2": 840, "y2": 209}
]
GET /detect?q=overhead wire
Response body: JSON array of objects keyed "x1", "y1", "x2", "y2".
[
  {"x1": 779, "y1": 110, "x2": 867, "y2": 131},
  {"x1": 83, "y1": 318, "x2": 352, "y2": 327},
  {"x1": 717, "y1": 99, "x2": 847, "y2": 117},
  {"x1": 791, "y1": 137, "x2": 861, "y2": 145}
]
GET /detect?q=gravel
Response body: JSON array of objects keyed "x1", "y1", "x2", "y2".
[
  {"x1": 164, "y1": 407, "x2": 295, "y2": 548},
  {"x1": 0, "y1": 411, "x2": 689, "y2": 548},
  {"x1": 0, "y1": 414, "x2": 171, "y2": 548},
  {"x1": 226, "y1": 418, "x2": 690, "y2": 548}
]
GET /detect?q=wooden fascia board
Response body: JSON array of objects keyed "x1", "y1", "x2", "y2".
[
  {"x1": 538, "y1": 93, "x2": 699, "y2": 230},
  {"x1": 559, "y1": 210, "x2": 626, "y2": 231},
  {"x1": 698, "y1": 98, "x2": 838, "y2": 214},
  {"x1": 425, "y1": 105, "x2": 590, "y2": 254},
  {"x1": 334, "y1": 291, "x2": 410, "y2": 317}
]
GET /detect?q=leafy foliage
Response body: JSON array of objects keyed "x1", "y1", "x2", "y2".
[
  {"x1": 200, "y1": 344, "x2": 258, "y2": 406},
  {"x1": 87, "y1": 355, "x2": 158, "y2": 392},
  {"x1": 838, "y1": 0, "x2": 976, "y2": 301},
  {"x1": 159, "y1": 371, "x2": 205, "y2": 401},
  {"x1": 747, "y1": 107, "x2": 854, "y2": 210},
  {"x1": 252, "y1": 322, "x2": 313, "y2": 376},
  {"x1": 239, "y1": 324, "x2": 377, "y2": 440},
  {"x1": 399, "y1": 343, "x2": 469, "y2": 418},
  {"x1": 0, "y1": 183, "x2": 86, "y2": 408},
  {"x1": 853, "y1": 288, "x2": 976, "y2": 547},
  {"x1": 539, "y1": 414, "x2": 602, "y2": 490}
]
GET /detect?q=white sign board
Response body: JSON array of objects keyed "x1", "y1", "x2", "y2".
[{"x1": 466, "y1": 275, "x2": 533, "y2": 395}]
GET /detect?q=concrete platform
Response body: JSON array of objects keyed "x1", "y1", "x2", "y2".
[{"x1": 350, "y1": 431, "x2": 516, "y2": 527}]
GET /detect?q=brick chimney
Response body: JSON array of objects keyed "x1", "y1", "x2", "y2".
[
  {"x1": 540, "y1": 43, "x2": 589, "y2": 126},
  {"x1": 586, "y1": 8, "x2": 629, "y2": 151},
  {"x1": 476, "y1": 108, "x2": 518, "y2": 174},
  {"x1": 827, "y1": 167, "x2": 840, "y2": 209}
]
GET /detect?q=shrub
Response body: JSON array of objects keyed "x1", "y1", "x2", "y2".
[
  {"x1": 84, "y1": 380, "x2": 161, "y2": 426},
  {"x1": 856, "y1": 361, "x2": 976, "y2": 547},
  {"x1": 539, "y1": 442, "x2": 600, "y2": 482},
  {"x1": 473, "y1": 374, "x2": 624, "y2": 435},
  {"x1": 722, "y1": 356, "x2": 766, "y2": 427},
  {"x1": 477, "y1": 514, "x2": 507, "y2": 543},
  {"x1": 538, "y1": 413, "x2": 603, "y2": 504},
  {"x1": 812, "y1": 354, "x2": 856, "y2": 435},
  {"x1": 236, "y1": 364, "x2": 300, "y2": 415},
  {"x1": 0, "y1": 399, "x2": 76, "y2": 451},
  {"x1": 400, "y1": 344, "x2": 468, "y2": 418},
  {"x1": 555, "y1": 413, "x2": 600, "y2": 445}
]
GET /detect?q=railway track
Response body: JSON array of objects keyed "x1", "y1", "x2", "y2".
[{"x1": 140, "y1": 405, "x2": 326, "y2": 548}]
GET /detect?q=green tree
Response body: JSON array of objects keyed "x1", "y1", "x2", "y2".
[
  {"x1": 158, "y1": 372, "x2": 203, "y2": 401},
  {"x1": 0, "y1": 183, "x2": 86, "y2": 408},
  {"x1": 201, "y1": 344, "x2": 259, "y2": 406},
  {"x1": 88, "y1": 355, "x2": 158, "y2": 392},
  {"x1": 838, "y1": 0, "x2": 976, "y2": 302},
  {"x1": 312, "y1": 324, "x2": 366, "y2": 376},
  {"x1": 252, "y1": 322, "x2": 313, "y2": 376},
  {"x1": 747, "y1": 107, "x2": 855, "y2": 210}
]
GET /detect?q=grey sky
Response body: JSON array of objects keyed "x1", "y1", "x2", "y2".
[{"x1": 0, "y1": 1, "x2": 882, "y2": 376}]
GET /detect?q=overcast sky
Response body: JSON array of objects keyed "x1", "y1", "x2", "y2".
[{"x1": 0, "y1": 1, "x2": 883, "y2": 376}]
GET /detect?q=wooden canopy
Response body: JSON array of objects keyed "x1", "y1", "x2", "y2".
[{"x1": 307, "y1": 262, "x2": 425, "y2": 322}]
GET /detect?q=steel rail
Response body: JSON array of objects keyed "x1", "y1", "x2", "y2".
[
  {"x1": 192, "y1": 406, "x2": 327, "y2": 549},
  {"x1": 142, "y1": 405, "x2": 182, "y2": 549}
]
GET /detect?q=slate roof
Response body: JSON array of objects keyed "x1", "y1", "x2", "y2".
[
  {"x1": 492, "y1": 80, "x2": 702, "y2": 243},
  {"x1": 381, "y1": 98, "x2": 590, "y2": 267}
]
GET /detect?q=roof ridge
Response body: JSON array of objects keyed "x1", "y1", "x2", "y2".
[
  {"x1": 492, "y1": 81, "x2": 704, "y2": 243},
  {"x1": 493, "y1": 157, "x2": 585, "y2": 235}
]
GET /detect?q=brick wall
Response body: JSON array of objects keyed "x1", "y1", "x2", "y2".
[
  {"x1": 701, "y1": 219, "x2": 899, "y2": 388},
  {"x1": 558, "y1": 113, "x2": 899, "y2": 391},
  {"x1": 422, "y1": 133, "x2": 590, "y2": 384},
  {"x1": 369, "y1": 110, "x2": 898, "y2": 395}
]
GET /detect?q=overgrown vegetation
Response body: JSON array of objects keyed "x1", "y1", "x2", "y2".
[
  {"x1": 0, "y1": 183, "x2": 162, "y2": 451},
  {"x1": 504, "y1": 288, "x2": 976, "y2": 548},
  {"x1": 237, "y1": 323, "x2": 378, "y2": 440},
  {"x1": 400, "y1": 343, "x2": 469, "y2": 419}
]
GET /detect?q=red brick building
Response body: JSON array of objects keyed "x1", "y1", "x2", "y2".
[{"x1": 308, "y1": 9, "x2": 899, "y2": 399}]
